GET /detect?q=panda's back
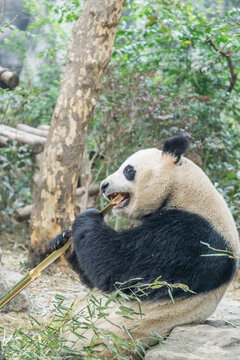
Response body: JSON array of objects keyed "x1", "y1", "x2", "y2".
[{"x1": 119, "y1": 208, "x2": 237, "y2": 301}]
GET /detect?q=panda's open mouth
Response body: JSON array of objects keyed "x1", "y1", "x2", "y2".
[{"x1": 108, "y1": 192, "x2": 130, "y2": 208}]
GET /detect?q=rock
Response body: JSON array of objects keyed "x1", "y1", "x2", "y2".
[
  {"x1": 145, "y1": 297, "x2": 240, "y2": 360},
  {"x1": 0, "y1": 248, "x2": 29, "y2": 313},
  {"x1": 209, "y1": 297, "x2": 240, "y2": 321},
  {"x1": 145, "y1": 318, "x2": 240, "y2": 360},
  {"x1": 145, "y1": 321, "x2": 240, "y2": 360}
]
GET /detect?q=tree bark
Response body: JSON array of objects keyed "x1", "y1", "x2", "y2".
[{"x1": 29, "y1": 0, "x2": 125, "y2": 266}]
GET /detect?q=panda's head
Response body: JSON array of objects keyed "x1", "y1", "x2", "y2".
[{"x1": 101, "y1": 136, "x2": 189, "y2": 219}]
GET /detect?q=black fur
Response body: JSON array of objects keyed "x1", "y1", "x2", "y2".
[
  {"x1": 69, "y1": 208, "x2": 236, "y2": 301},
  {"x1": 101, "y1": 181, "x2": 109, "y2": 193},
  {"x1": 163, "y1": 135, "x2": 189, "y2": 163},
  {"x1": 123, "y1": 165, "x2": 136, "y2": 181}
]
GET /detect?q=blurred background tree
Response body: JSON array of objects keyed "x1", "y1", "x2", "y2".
[{"x1": 0, "y1": 0, "x2": 239, "y2": 234}]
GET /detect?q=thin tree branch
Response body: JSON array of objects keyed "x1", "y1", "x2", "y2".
[
  {"x1": 207, "y1": 38, "x2": 238, "y2": 93},
  {"x1": 0, "y1": 0, "x2": 6, "y2": 25}
]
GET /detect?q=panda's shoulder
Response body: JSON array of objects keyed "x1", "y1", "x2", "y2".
[
  {"x1": 143, "y1": 208, "x2": 228, "y2": 250},
  {"x1": 144, "y1": 208, "x2": 209, "y2": 227}
]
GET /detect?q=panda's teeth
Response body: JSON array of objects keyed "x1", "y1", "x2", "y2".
[
  {"x1": 109, "y1": 192, "x2": 119, "y2": 201},
  {"x1": 108, "y1": 192, "x2": 130, "y2": 204}
]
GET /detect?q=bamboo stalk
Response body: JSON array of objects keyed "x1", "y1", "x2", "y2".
[
  {"x1": 100, "y1": 193, "x2": 123, "y2": 216},
  {"x1": 0, "y1": 194, "x2": 123, "y2": 310}
]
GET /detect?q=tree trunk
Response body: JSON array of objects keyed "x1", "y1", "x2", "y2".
[{"x1": 29, "y1": 0, "x2": 125, "y2": 266}]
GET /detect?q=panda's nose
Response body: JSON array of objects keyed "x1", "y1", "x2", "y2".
[{"x1": 101, "y1": 181, "x2": 109, "y2": 194}]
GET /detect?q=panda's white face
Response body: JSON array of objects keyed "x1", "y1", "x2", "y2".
[
  {"x1": 101, "y1": 148, "x2": 175, "y2": 219},
  {"x1": 100, "y1": 135, "x2": 239, "y2": 253}
]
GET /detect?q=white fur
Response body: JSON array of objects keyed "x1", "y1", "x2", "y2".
[{"x1": 66, "y1": 284, "x2": 229, "y2": 358}]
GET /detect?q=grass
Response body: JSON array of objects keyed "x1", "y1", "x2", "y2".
[{"x1": 2, "y1": 279, "x2": 192, "y2": 360}]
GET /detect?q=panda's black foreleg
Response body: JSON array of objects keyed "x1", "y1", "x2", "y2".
[
  {"x1": 49, "y1": 229, "x2": 72, "y2": 250},
  {"x1": 66, "y1": 249, "x2": 95, "y2": 289},
  {"x1": 49, "y1": 227, "x2": 95, "y2": 289},
  {"x1": 71, "y1": 208, "x2": 120, "y2": 292}
]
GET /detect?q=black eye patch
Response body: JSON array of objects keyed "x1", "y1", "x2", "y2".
[{"x1": 123, "y1": 165, "x2": 136, "y2": 181}]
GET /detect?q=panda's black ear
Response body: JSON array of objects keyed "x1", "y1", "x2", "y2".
[{"x1": 163, "y1": 135, "x2": 189, "y2": 163}]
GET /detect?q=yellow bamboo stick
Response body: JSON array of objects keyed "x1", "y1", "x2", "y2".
[{"x1": 0, "y1": 194, "x2": 123, "y2": 310}]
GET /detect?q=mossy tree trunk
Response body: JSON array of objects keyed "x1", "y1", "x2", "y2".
[{"x1": 29, "y1": 0, "x2": 125, "y2": 266}]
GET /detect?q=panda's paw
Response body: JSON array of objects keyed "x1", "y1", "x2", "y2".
[{"x1": 50, "y1": 229, "x2": 72, "y2": 250}]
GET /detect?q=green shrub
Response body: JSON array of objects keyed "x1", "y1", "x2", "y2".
[{"x1": 0, "y1": 141, "x2": 32, "y2": 230}]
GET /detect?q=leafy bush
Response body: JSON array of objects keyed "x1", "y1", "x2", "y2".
[
  {"x1": 0, "y1": 141, "x2": 32, "y2": 230},
  {"x1": 0, "y1": 0, "x2": 80, "y2": 127}
]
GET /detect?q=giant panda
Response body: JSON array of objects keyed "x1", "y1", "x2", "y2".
[{"x1": 50, "y1": 135, "x2": 239, "y2": 359}]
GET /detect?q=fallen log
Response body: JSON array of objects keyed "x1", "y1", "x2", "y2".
[
  {"x1": 0, "y1": 67, "x2": 19, "y2": 90},
  {"x1": 31, "y1": 143, "x2": 45, "y2": 155},
  {"x1": 0, "y1": 135, "x2": 8, "y2": 147},
  {"x1": 0, "y1": 125, "x2": 46, "y2": 146},
  {"x1": 75, "y1": 184, "x2": 99, "y2": 197},
  {"x1": 14, "y1": 205, "x2": 33, "y2": 221},
  {"x1": 17, "y1": 124, "x2": 49, "y2": 138},
  {"x1": 37, "y1": 124, "x2": 50, "y2": 131}
]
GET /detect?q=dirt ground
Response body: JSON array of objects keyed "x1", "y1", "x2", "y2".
[
  {"x1": 0, "y1": 225, "x2": 240, "y2": 345},
  {"x1": 0, "y1": 226, "x2": 88, "y2": 341}
]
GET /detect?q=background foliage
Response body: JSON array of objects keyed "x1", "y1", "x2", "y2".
[
  {"x1": 0, "y1": 1, "x2": 239, "y2": 358},
  {"x1": 0, "y1": 142, "x2": 32, "y2": 229},
  {"x1": 0, "y1": 0, "x2": 239, "y2": 230}
]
